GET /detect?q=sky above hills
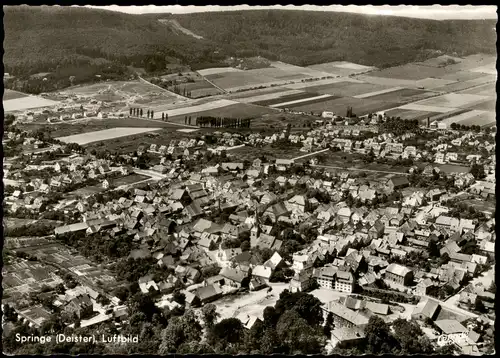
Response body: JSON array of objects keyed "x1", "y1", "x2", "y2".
[{"x1": 87, "y1": 5, "x2": 497, "y2": 20}]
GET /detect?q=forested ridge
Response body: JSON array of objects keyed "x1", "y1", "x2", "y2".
[
  {"x1": 175, "y1": 10, "x2": 496, "y2": 67},
  {"x1": 4, "y1": 6, "x2": 496, "y2": 78}
]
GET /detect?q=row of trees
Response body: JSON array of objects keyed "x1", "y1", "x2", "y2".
[
  {"x1": 129, "y1": 108, "x2": 155, "y2": 119},
  {"x1": 194, "y1": 116, "x2": 252, "y2": 128},
  {"x1": 450, "y1": 122, "x2": 483, "y2": 132}
]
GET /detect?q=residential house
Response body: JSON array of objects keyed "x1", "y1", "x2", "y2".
[
  {"x1": 435, "y1": 320, "x2": 469, "y2": 347},
  {"x1": 63, "y1": 293, "x2": 93, "y2": 319},
  {"x1": 384, "y1": 263, "x2": 413, "y2": 286},
  {"x1": 219, "y1": 267, "x2": 247, "y2": 288}
]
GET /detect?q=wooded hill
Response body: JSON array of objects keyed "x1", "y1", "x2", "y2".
[
  {"x1": 4, "y1": 6, "x2": 496, "y2": 78},
  {"x1": 174, "y1": 10, "x2": 496, "y2": 68}
]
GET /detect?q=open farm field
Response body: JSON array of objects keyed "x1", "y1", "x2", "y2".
[
  {"x1": 414, "y1": 77, "x2": 456, "y2": 89},
  {"x1": 234, "y1": 89, "x2": 304, "y2": 104},
  {"x1": 205, "y1": 71, "x2": 275, "y2": 90},
  {"x1": 272, "y1": 94, "x2": 336, "y2": 109},
  {"x1": 398, "y1": 103, "x2": 456, "y2": 113},
  {"x1": 440, "y1": 109, "x2": 488, "y2": 125},
  {"x1": 414, "y1": 55, "x2": 464, "y2": 68},
  {"x1": 469, "y1": 64, "x2": 496, "y2": 75},
  {"x1": 459, "y1": 82, "x2": 496, "y2": 96},
  {"x1": 246, "y1": 67, "x2": 312, "y2": 81},
  {"x1": 307, "y1": 61, "x2": 376, "y2": 76},
  {"x1": 269, "y1": 61, "x2": 333, "y2": 78},
  {"x1": 198, "y1": 67, "x2": 242, "y2": 76},
  {"x1": 354, "y1": 75, "x2": 417, "y2": 88},
  {"x1": 284, "y1": 77, "x2": 361, "y2": 90},
  {"x1": 290, "y1": 96, "x2": 398, "y2": 116},
  {"x1": 151, "y1": 99, "x2": 238, "y2": 118},
  {"x1": 3, "y1": 89, "x2": 30, "y2": 101},
  {"x1": 253, "y1": 91, "x2": 321, "y2": 106},
  {"x1": 384, "y1": 108, "x2": 439, "y2": 123},
  {"x1": 298, "y1": 81, "x2": 391, "y2": 97},
  {"x1": 445, "y1": 54, "x2": 496, "y2": 71},
  {"x1": 359, "y1": 88, "x2": 437, "y2": 104},
  {"x1": 438, "y1": 70, "x2": 490, "y2": 82},
  {"x1": 167, "y1": 102, "x2": 277, "y2": 123},
  {"x1": 3, "y1": 95, "x2": 59, "y2": 112},
  {"x1": 57, "y1": 127, "x2": 163, "y2": 145},
  {"x1": 432, "y1": 80, "x2": 490, "y2": 94},
  {"x1": 467, "y1": 98, "x2": 496, "y2": 112},
  {"x1": 368, "y1": 63, "x2": 455, "y2": 80},
  {"x1": 445, "y1": 110, "x2": 496, "y2": 127},
  {"x1": 416, "y1": 93, "x2": 490, "y2": 109}
]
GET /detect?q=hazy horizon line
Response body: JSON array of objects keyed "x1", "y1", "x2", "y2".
[{"x1": 84, "y1": 5, "x2": 498, "y2": 20}]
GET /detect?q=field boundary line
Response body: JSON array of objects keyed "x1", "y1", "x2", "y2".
[
  {"x1": 290, "y1": 148, "x2": 330, "y2": 161},
  {"x1": 312, "y1": 164, "x2": 410, "y2": 175},
  {"x1": 201, "y1": 75, "x2": 229, "y2": 94}
]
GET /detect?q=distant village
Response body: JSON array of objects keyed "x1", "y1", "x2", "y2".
[{"x1": 2, "y1": 111, "x2": 496, "y2": 355}]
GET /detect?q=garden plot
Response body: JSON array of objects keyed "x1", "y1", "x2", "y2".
[
  {"x1": 416, "y1": 93, "x2": 490, "y2": 109},
  {"x1": 198, "y1": 67, "x2": 243, "y2": 76},
  {"x1": 57, "y1": 127, "x2": 162, "y2": 145},
  {"x1": 3, "y1": 95, "x2": 59, "y2": 112},
  {"x1": 235, "y1": 89, "x2": 304, "y2": 104},
  {"x1": 415, "y1": 78, "x2": 457, "y2": 90}
]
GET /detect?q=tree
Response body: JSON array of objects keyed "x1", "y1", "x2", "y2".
[
  {"x1": 324, "y1": 312, "x2": 334, "y2": 337},
  {"x1": 276, "y1": 309, "x2": 323, "y2": 354},
  {"x1": 172, "y1": 290, "x2": 185, "y2": 305},
  {"x1": 364, "y1": 315, "x2": 400, "y2": 354},
  {"x1": 208, "y1": 317, "x2": 244, "y2": 348},
  {"x1": 201, "y1": 303, "x2": 219, "y2": 329},
  {"x1": 470, "y1": 162, "x2": 486, "y2": 180},
  {"x1": 158, "y1": 310, "x2": 202, "y2": 354},
  {"x1": 392, "y1": 318, "x2": 433, "y2": 354},
  {"x1": 140, "y1": 108, "x2": 143, "y2": 117}
]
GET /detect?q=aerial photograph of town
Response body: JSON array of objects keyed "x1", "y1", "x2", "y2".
[{"x1": 1, "y1": 4, "x2": 496, "y2": 355}]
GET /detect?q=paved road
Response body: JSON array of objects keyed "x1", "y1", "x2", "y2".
[
  {"x1": 133, "y1": 169, "x2": 167, "y2": 181},
  {"x1": 312, "y1": 164, "x2": 410, "y2": 176}
]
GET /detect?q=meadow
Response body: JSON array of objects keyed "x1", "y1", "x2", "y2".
[{"x1": 57, "y1": 127, "x2": 163, "y2": 145}]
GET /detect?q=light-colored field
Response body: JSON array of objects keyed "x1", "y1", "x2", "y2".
[
  {"x1": 246, "y1": 67, "x2": 312, "y2": 81},
  {"x1": 269, "y1": 61, "x2": 334, "y2": 78},
  {"x1": 270, "y1": 94, "x2": 333, "y2": 108},
  {"x1": 367, "y1": 63, "x2": 455, "y2": 81},
  {"x1": 284, "y1": 77, "x2": 362, "y2": 90},
  {"x1": 355, "y1": 75, "x2": 417, "y2": 88},
  {"x1": 57, "y1": 127, "x2": 162, "y2": 145},
  {"x1": 207, "y1": 71, "x2": 280, "y2": 91},
  {"x1": 153, "y1": 99, "x2": 238, "y2": 118},
  {"x1": 453, "y1": 111, "x2": 496, "y2": 127},
  {"x1": 354, "y1": 86, "x2": 404, "y2": 99},
  {"x1": 3, "y1": 96, "x2": 59, "y2": 112},
  {"x1": 415, "y1": 77, "x2": 456, "y2": 89},
  {"x1": 398, "y1": 103, "x2": 457, "y2": 113},
  {"x1": 291, "y1": 96, "x2": 398, "y2": 116},
  {"x1": 235, "y1": 89, "x2": 304, "y2": 103},
  {"x1": 469, "y1": 64, "x2": 497, "y2": 75},
  {"x1": 440, "y1": 110, "x2": 489, "y2": 125},
  {"x1": 459, "y1": 83, "x2": 496, "y2": 96},
  {"x1": 467, "y1": 98, "x2": 496, "y2": 112},
  {"x1": 416, "y1": 93, "x2": 490, "y2": 109},
  {"x1": 307, "y1": 61, "x2": 376, "y2": 76},
  {"x1": 198, "y1": 67, "x2": 243, "y2": 76}
]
